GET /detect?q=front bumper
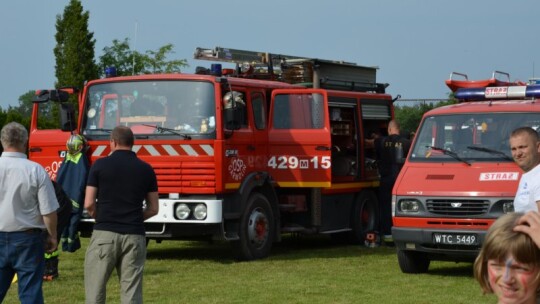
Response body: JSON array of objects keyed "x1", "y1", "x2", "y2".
[{"x1": 392, "y1": 226, "x2": 487, "y2": 261}]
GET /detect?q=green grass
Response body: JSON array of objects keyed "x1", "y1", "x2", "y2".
[{"x1": 4, "y1": 236, "x2": 496, "y2": 304}]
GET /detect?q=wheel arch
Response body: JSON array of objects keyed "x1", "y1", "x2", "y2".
[{"x1": 228, "y1": 171, "x2": 281, "y2": 241}]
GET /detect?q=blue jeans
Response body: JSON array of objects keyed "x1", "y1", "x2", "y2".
[{"x1": 0, "y1": 230, "x2": 45, "y2": 304}]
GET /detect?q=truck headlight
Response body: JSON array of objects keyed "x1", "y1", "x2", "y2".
[
  {"x1": 399, "y1": 199, "x2": 420, "y2": 213},
  {"x1": 175, "y1": 203, "x2": 191, "y2": 220},
  {"x1": 193, "y1": 204, "x2": 207, "y2": 220}
]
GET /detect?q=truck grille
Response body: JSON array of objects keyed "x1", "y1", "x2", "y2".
[
  {"x1": 427, "y1": 199, "x2": 489, "y2": 216},
  {"x1": 153, "y1": 161, "x2": 216, "y2": 193}
]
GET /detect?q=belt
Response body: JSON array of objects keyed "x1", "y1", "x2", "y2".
[{"x1": 24, "y1": 228, "x2": 44, "y2": 234}]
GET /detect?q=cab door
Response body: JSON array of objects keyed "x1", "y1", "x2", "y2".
[
  {"x1": 268, "y1": 89, "x2": 331, "y2": 187},
  {"x1": 28, "y1": 102, "x2": 71, "y2": 181}
]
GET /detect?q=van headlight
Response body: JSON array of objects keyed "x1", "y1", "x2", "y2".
[
  {"x1": 399, "y1": 199, "x2": 420, "y2": 213},
  {"x1": 503, "y1": 202, "x2": 514, "y2": 214}
]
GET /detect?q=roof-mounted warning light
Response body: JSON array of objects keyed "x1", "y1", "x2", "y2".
[
  {"x1": 455, "y1": 84, "x2": 540, "y2": 101},
  {"x1": 105, "y1": 66, "x2": 117, "y2": 78}
]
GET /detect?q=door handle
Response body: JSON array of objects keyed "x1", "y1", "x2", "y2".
[
  {"x1": 29, "y1": 147, "x2": 42, "y2": 152},
  {"x1": 315, "y1": 146, "x2": 331, "y2": 151},
  {"x1": 247, "y1": 145, "x2": 256, "y2": 151}
]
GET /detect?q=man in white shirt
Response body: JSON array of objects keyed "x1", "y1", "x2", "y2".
[
  {"x1": 0, "y1": 122, "x2": 59, "y2": 304},
  {"x1": 510, "y1": 127, "x2": 540, "y2": 212}
]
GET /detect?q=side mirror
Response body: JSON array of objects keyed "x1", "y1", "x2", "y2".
[
  {"x1": 224, "y1": 107, "x2": 244, "y2": 130},
  {"x1": 33, "y1": 88, "x2": 75, "y2": 103},
  {"x1": 60, "y1": 102, "x2": 77, "y2": 131}
]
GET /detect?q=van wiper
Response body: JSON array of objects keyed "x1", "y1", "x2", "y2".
[
  {"x1": 142, "y1": 124, "x2": 191, "y2": 140},
  {"x1": 466, "y1": 145, "x2": 513, "y2": 161},
  {"x1": 427, "y1": 146, "x2": 471, "y2": 166}
]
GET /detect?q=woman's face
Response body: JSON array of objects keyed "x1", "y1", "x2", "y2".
[{"x1": 487, "y1": 255, "x2": 540, "y2": 304}]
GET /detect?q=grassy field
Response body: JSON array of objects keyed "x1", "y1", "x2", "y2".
[{"x1": 4, "y1": 236, "x2": 496, "y2": 304}]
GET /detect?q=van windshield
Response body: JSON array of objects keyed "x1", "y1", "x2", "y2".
[
  {"x1": 81, "y1": 80, "x2": 216, "y2": 137},
  {"x1": 410, "y1": 113, "x2": 540, "y2": 162}
]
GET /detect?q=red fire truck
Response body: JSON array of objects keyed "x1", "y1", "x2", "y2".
[
  {"x1": 29, "y1": 46, "x2": 394, "y2": 260},
  {"x1": 392, "y1": 72, "x2": 540, "y2": 273}
]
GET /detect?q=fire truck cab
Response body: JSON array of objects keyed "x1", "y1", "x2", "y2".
[
  {"x1": 392, "y1": 72, "x2": 540, "y2": 273},
  {"x1": 29, "y1": 47, "x2": 394, "y2": 260}
]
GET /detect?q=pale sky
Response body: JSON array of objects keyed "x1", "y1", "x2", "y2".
[{"x1": 1, "y1": 0, "x2": 538, "y2": 109}]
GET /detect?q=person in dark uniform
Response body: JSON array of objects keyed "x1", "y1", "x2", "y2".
[
  {"x1": 43, "y1": 180, "x2": 72, "y2": 281},
  {"x1": 376, "y1": 120, "x2": 411, "y2": 244}
]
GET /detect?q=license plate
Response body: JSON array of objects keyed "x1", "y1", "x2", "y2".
[{"x1": 433, "y1": 233, "x2": 477, "y2": 245}]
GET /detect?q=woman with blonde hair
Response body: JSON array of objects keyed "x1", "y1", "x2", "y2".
[{"x1": 474, "y1": 212, "x2": 540, "y2": 304}]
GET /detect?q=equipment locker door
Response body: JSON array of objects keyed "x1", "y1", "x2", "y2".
[{"x1": 268, "y1": 89, "x2": 331, "y2": 187}]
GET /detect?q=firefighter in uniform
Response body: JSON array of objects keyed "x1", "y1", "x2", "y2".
[
  {"x1": 376, "y1": 120, "x2": 410, "y2": 245},
  {"x1": 43, "y1": 181, "x2": 72, "y2": 280},
  {"x1": 43, "y1": 134, "x2": 89, "y2": 280}
]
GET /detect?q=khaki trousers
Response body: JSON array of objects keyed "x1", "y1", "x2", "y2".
[{"x1": 84, "y1": 230, "x2": 146, "y2": 304}]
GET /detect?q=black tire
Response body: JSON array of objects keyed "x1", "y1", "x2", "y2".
[
  {"x1": 350, "y1": 191, "x2": 379, "y2": 243},
  {"x1": 397, "y1": 248, "x2": 430, "y2": 274},
  {"x1": 232, "y1": 193, "x2": 275, "y2": 261}
]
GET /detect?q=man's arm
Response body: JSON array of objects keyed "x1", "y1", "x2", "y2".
[
  {"x1": 143, "y1": 191, "x2": 159, "y2": 221},
  {"x1": 42, "y1": 211, "x2": 58, "y2": 253},
  {"x1": 84, "y1": 185, "x2": 98, "y2": 219}
]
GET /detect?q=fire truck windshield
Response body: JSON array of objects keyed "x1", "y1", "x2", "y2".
[
  {"x1": 410, "y1": 112, "x2": 540, "y2": 162},
  {"x1": 82, "y1": 80, "x2": 216, "y2": 137}
]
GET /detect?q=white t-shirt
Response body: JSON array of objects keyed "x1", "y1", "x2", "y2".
[
  {"x1": 514, "y1": 164, "x2": 540, "y2": 213},
  {"x1": 0, "y1": 152, "x2": 59, "y2": 231}
]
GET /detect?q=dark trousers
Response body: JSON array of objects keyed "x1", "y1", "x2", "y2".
[{"x1": 378, "y1": 175, "x2": 396, "y2": 236}]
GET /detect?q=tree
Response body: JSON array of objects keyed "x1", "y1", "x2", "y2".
[
  {"x1": 395, "y1": 99, "x2": 455, "y2": 136},
  {"x1": 144, "y1": 44, "x2": 188, "y2": 74},
  {"x1": 99, "y1": 38, "x2": 146, "y2": 76},
  {"x1": 99, "y1": 39, "x2": 188, "y2": 77},
  {"x1": 54, "y1": 0, "x2": 98, "y2": 94},
  {"x1": 16, "y1": 90, "x2": 35, "y2": 118}
]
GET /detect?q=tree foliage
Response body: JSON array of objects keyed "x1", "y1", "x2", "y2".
[
  {"x1": 395, "y1": 99, "x2": 455, "y2": 136},
  {"x1": 144, "y1": 43, "x2": 188, "y2": 74},
  {"x1": 54, "y1": 0, "x2": 98, "y2": 95},
  {"x1": 99, "y1": 39, "x2": 188, "y2": 77}
]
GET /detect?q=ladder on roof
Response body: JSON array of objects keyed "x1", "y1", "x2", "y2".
[
  {"x1": 193, "y1": 46, "x2": 384, "y2": 93},
  {"x1": 193, "y1": 46, "x2": 359, "y2": 67}
]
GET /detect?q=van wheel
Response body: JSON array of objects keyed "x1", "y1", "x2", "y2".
[
  {"x1": 350, "y1": 191, "x2": 378, "y2": 243},
  {"x1": 232, "y1": 193, "x2": 274, "y2": 261},
  {"x1": 397, "y1": 248, "x2": 430, "y2": 273}
]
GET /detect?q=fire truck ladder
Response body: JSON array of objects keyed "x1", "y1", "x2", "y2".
[
  {"x1": 194, "y1": 46, "x2": 385, "y2": 93},
  {"x1": 194, "y1": 46, "x2": 309, "y2": 66}
]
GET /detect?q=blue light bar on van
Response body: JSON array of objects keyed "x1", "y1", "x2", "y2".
[{"x1": 455, "y1": 85, "x2": 540, "y2": 101}]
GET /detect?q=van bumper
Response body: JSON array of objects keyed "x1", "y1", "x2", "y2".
[{"x1": 392, "y1": 227, "x2": 487, "y2": 261}]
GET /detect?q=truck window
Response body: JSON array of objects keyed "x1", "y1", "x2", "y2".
[
  {"x1": 272, "y1": 93, "x2": 325, "y2": 129},
  {"x1": 251, "y1": 92, "x2": 266, "y2": 130},
  {"x1": 82, "y1": 81, "x2": 216, "y2": 136},
  {"x1": 410, "y1": 113, "x2": 540, "y2": 162}
]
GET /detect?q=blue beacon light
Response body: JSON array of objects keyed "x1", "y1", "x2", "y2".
[
  {"x1": 105, "y1": 66, "x2": 117, "y2": 78},
  {"x1": 455, "y1": 84, "x2": 540, "y2": 101}
]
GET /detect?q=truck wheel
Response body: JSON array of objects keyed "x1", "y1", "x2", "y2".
[
  {"x1": 232, "y1": 193, "x2": 275, "y2": 261},
  {"x1": 397, "y1": 248, "x2": 430, "y2": 273},
  {"x1": 350, "y1": 191, "x2": 378, "y2": 243}
]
